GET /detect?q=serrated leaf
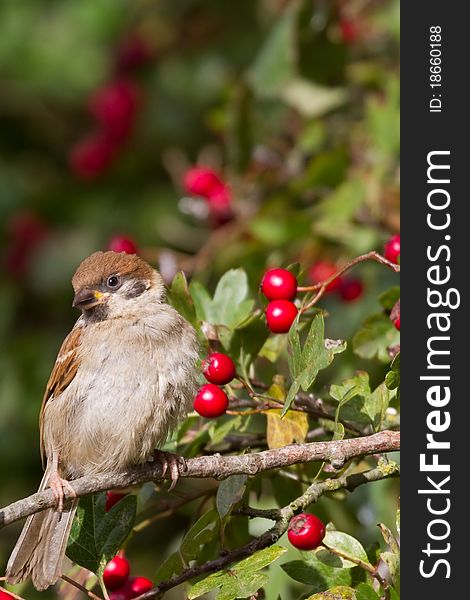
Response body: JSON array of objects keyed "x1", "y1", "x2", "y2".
[
  {"x1": 188, "y1": 546, "x2": 286, "y2": 600},
  {"x1": 352, "y1": 313, "x2": 400, "y2": 362},
  {"x1": 67, "y1": 494, "x2": 136, "y2": 576},
  {"x1": 216, "y1": 474, "x2": 247, "y2": 519},
  {"x1": 284, "y1": 314, "x2": 346, "y2": 414},
  {"x1": 306, "y1": 586, "x2": 357, "y2": 600},
  {"x1": 363, "y1": 383, "x2": 393, "y2": 431},
  {"x1": 318, "y1": 531, "x2": 370, "y2": 569},
  {"x1": 190, "y1": 281, "x2": 214, "y2": 323},
  {"x1": 330, "y1": 372, "x2": 370, "y2": 407},
  {"x1": 248, "y1": 5, "x2": 297, "y2": 98}
]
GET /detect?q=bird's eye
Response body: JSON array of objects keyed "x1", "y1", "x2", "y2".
[{"x1": 106, "y1": 275, "x2": 120, "y2": 289}]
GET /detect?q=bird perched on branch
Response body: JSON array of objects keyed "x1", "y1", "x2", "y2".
[{"x1": 6, "y1": 251, "x2": 199, "y2": 591}]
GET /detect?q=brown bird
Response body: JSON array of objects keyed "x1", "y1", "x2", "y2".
[{"x1": 6, "y1": 251, "x2": 199, "y2": 590}]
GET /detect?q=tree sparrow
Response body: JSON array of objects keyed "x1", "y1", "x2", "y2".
[{"x1": 6, "y1": 251, "x2": 199, "y2": 591}]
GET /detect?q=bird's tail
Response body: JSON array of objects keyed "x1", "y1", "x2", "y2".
[{"x1": 5, "y1": 471, "x2": 78, "y2": 591}]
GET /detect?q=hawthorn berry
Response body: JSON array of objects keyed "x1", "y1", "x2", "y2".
[
  {"x1": 194, "y1": 384, "x2": 229, "y2": 418},
  {"x1": 339, "y1": 18, "x2": 359, "y2": 44},
  {"x1": 89, "y1": 79, "x2": 139, "y2": 141},
  {"x1": 265, "y1": 300, "x2": 298, "y2": 333},
  {"x1": 106, "y1": 491, "x2": 127, "y2": 511},
  {"x1": 69, "y1": 132, "x2": 116, "y2": 180},
  {"x1": 202, "y1": 353, "x2": 236, "y2": 385},
  {"x1": 287, "y1": 513, "x2": 326, "y2": 550},
  {"x1": 103, "y1": 555, "x2": 130, "y2": 591},
  {"x1": 308, "y1": 260, "x2": 342, "y2": 292},
  {"x1": 384, "y1": 234, "x2": 400, "y2": 264},
  {"x1": 393, "y1": 316, "x2": 400, "y2": 331},
  {"x1": 128, "y1": 577, "x2": 153, "y2": 598},
  {"x1": 108, "y1": 235, "x2": 138, "y2": 254},
  {"x1": 261, "y1": 268, "x2": 298, "y2": 301},
  {"x1": 183, "y1": 167, "x2": 226, "y2": 199},
  {"x1": 339, "y1": 278, "x2": 364, "y2": 302},
  {"x1": 0, "y1": 590, "x2": 14, "y2": 599}
]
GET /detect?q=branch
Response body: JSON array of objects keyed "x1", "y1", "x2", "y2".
[
  {"x1": 298, "y1": 251, "x2": 400, "y2": 312},
  {"x1": 137, "y1": 462, "x2": 400, "y2": 599},
  {"x1": 0, "y1": 431, "x2": 399, "y2": 529}
]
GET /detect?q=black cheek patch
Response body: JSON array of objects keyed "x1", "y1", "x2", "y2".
[
  {"x1": 85, "y1": 304, "x2": 109, "y2": 323},
  {"x1": 124, "y1": 280, "x2": 148, "y2": 299}
]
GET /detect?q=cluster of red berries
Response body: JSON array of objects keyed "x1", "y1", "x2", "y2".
[
  {"x1": 103, "y1": 554, "x2": 153, "y2": 600},
  {"x1": 69, "y1": 33, "x2": 152, "y2": 181},
  {"x1": 261, "y1": 269, "x2": 299, "y2": 333},
  {"x1": 193, "y1": 353, "x2": 236, "y2": 418},
  {"x1": 288, "y1": 513, "x2": 326, "y2": 550},
  {"x1": 309, "y1": 260, "x2": 364, "y2": 303},
  {"x1": 183, "y1": 167, "x2": 233, "y2": 226}
]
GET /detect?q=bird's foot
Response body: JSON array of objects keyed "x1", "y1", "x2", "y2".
[
  {"x1": 49, "y1": 472, "x2": 76, "y2": 513},
  {"x1": 153, "y1": 450, "x2": 186, "y2": 491}
]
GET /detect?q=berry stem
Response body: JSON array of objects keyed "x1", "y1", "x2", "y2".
[{"x1": 299, "y1": 251, "x2": 400, "y2": 313}]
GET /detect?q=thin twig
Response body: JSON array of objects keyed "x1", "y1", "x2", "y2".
[
  {"x1": 298, "y1": 251, "x2": 400, "y2": 312},
  {"x1": 61, "y1": 575, "x2": 103, "y2": 600}
]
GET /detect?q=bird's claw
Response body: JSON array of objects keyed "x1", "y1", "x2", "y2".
[
  {"x1": 49, "y1": 474, "x2": 76, "y2": 513},
  {"x1": 154, "y1": 450, "x2": 186, "y2": 491}
]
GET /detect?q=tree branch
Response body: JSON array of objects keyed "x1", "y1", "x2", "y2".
[
  {"x1": 136, "y1": 462, "x2": 400, "y2": 599},
  {"x1": 0, "y1": 431, "x2": 399, "y2": 529}
]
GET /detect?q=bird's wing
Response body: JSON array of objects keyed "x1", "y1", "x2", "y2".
[{"x1": 39, "y1": 321, "x2": 83, "y2": 467}]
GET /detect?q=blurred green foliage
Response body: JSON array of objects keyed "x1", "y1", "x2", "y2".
[{"x1": 0, "y1": 0, "x2": 399, "y2": 598}]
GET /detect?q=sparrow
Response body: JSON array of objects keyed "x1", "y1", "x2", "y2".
[{"x1": 5, "y1": 251, "x2": 199, "y2": 591}]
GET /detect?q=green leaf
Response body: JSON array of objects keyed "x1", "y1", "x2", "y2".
[
  {"x1": 188, "y1": 546, "x2": 286, "y2": 600},
  {"x1": 319, "y1": 530, "x2": 371, "y2": 569},
  {"x1": 363, "y1": 383, "x2": 393, "y2": 431},
  {"x1": 284, "y1": 314, "x2": 346, "y2": 414},
  {"x1": 378, "y1": 286, "x2": 401, "y2": 311},
  {"x1": 67, "y1": 494, "x2": 136, "y2": 576},
  {"x1": 155, "y1": 509, "x2": 219, "y2": 582},
  {"x1": 306, "y1": 586, "x2": 357, "y2": 600},
  {"x1": 167, "y1": 271, "x2": 198, "y2": 327},
  {"x1": 209, "y1": 415, "x2": 242, "y2": 445},
  {"x1": 216, "y1": 474, "x2": 248, "y2": 519},
  {"x1": 330, "y1": 372, "x2": 370, "y2": 407},
  {"x1": 385, "y1": 352, "x2": 400, "y2": 399},
  {"x1": 189, "y1": 281, "x2": 214, "y2": 323},
  {"x1": 381, "y1": 551, "x2": 400, "y2": 590},
  {"x1": 352, "y1": 313, "x2": 400, "y2": 362},
  {"x1": 248, "y1": 6, "x2": 297, "y2": 98},
  {"x1": 281, "y1": 560, "x2": 351, "y2": 588},
  {"x1": 356, "y1": 583, "x2": 380, "y2": 600}
]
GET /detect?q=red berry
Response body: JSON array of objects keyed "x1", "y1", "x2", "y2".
[
  {"x1": 89, "y1": 79, "x2": 139, "y2": 141},
  {"x1": 110, "y1": 590, "x2": 131, "y2": 600},
  {"x1": 183, "y1": 167, "x2": 226, "y2": 199},
  {"x1": 265, "y1": 300, "x2": 298, "y2": 333},
  {"x1": 202, "y1": 353, "x2": 236, "y2": 385},
  {"x1": 339, "y1": 18, "x2": 359, "y2": 44},
  {"x1": 308, "y1": 261, "x2": 342, "y2": 292},
  {"x1": 106, "y1": 491, "x2": 127, "y2": 511},
  {"x1": 194, "y1": 384, "x2": 229, "y2": 418},
  {"x1": 128, "y1": 577, "x2": 153, "y2": 598},
  {"x1": 393, "y1": 316, "x2": 400, "y2": 331},
  {"x1": 339, "y1": 278, "x2": 364, "y2": 302},
  {"x1": 108, "y1": 235, "x2": 138, "y2": 254},
  {"x1": 384, "y1": 234, "x2": 400, "y2": 264},
  {"x1": 69, "y1": 132, "x2": 116, "y2": 180},
  {"x1": 103, "y1": 555, "x2": 130, "y2": 591},
  {"x1": 0, "y1": 590, "x2": 14, "y2": 599},
  {"x1": 261, "y1": 269, "x2": 298, "y2": 301},
  {"x1": 287, "y1": 513, "x2": 326, "y2": 550},
  {"x1": 5, "y1": 212, "x2": 49, "y2": 277}
]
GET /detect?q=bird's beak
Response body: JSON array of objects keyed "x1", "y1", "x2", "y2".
[{"x1": 73, "y1": 289, "x2": 107, "y2": 310}]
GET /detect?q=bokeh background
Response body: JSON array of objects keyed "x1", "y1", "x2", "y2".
[{"x1": 0, "y1": 0, "x2": 399, "y2": 598}]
